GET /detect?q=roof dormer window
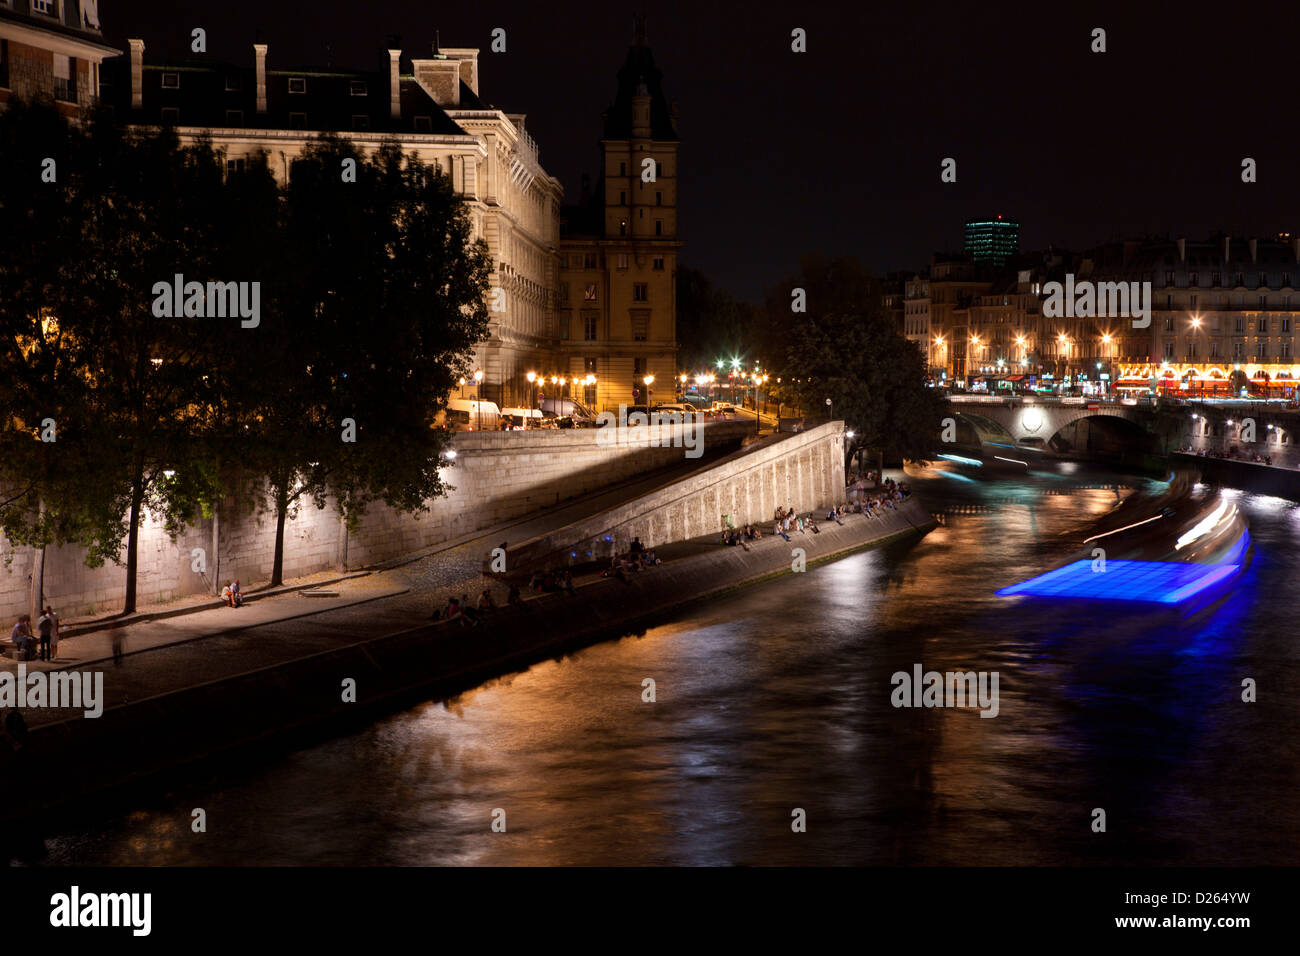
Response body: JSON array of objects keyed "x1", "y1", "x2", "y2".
[
  {"x1": 162, "y1": 73, "x2": 180, "y2": 89},
  {"x1": 288, "y1": 77, "x2": 306, "y2": 94}
]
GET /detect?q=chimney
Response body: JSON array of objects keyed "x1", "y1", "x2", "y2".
[
  {"x1": 1176, "y1": 237, "x2": 1185, "y2": 261},
  {"x1": 387, "y1": 48, "x2": 401, "y2": 119},
  {"x1": 1249, "y1": 237, "x2": 1258, "y2": 263},
  {"x1": 128, "y1": 38, "x2": 144, "y2": 109},
  {"x1": 254, "y1": 43, "x2": 268, "y2": 113}
]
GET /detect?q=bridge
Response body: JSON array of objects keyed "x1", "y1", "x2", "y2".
[{"x1": 943, "y1": 396, "x2": 1156, "y2": 452}]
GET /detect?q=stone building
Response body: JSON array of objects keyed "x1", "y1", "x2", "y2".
[
  {"x1": 0, "y1": 0, "x2": 116, "y2": 116},
  {"x1": 556, "y1": 22, "x2": 680, "y2": 412},
  {"x1": 102, "y1": 34, "x2": 564, "y2": 410}
]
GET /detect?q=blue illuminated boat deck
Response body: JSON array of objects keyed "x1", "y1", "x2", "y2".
[{"x1": 997, "y1": 559, "x2": 1240, "y2": 604}]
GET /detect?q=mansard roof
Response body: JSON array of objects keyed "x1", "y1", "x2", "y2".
[{"x1": 100, "y1": 54, "x2": 468, "y2": 137}]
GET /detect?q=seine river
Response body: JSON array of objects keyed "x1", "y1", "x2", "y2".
[{"x1": 31, "y1": 463, "x2": 1300, "y2": 865}]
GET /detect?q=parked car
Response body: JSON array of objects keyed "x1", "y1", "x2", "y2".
[
  {"x1": 539, "y1": 396, "x2": 598, "y2": 424},
  {"x1": 652, "y1": 403, "x2": 698, "y2": 417}
]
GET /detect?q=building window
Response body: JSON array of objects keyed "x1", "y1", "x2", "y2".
[
  {"x1": 1189, "y1": 273, "x2": 1198, "y2": 287},
  {"x1": 1259, "y1": 343, "x2": 1269, "y2": 359},
  {"x1": 1165, "y1": 271, "x2": 1174, "y2": 285},
  {"x1": 1212, "y1": 273, "x2": 1221, "y2": 286},
  {"x1": 633, "y1": 283, "x2": 648, "y2": 302},
  {"x1": 583, "y1": 253, "x2": 598, "y2": 269},
  {"x1": 1235, "y1": 272, "x2": 1244, "y2": 286},
  {"x1": 33, "y1": 0, "x2": 55, "y2": 15},
  {"x1": 1283, "y1": 342, "x2": 1293, "y2": 358},
  {"x1": 161, "y1": 72, "x2": 179, "y2": 89},
  {"x1": 654, "y1": 220, "x2": 663, "y2": 236},
  {"x1": 350, "y1": 80, "x2": 368, "y2": 96},
  {"x1": 1211, "y1": 340, "x2": 1220, "y2": 358},
  {"x1": 583, "y1": 315, "x2": 598, "y2": 340},
  {"x1": 1259, "y1": 318, "x2": 1269, "y2": 333},
  {"x1": 1235, "y1": 317, "x2": 1245, "y2": 333},
  {"x1": 289, "y1": 112, "x2": 307, "y2": 129},
  {"x1": 619, "y1": 191, "x2": 626, "y2": 205},
  {"x1": 1163, "y1": 316, "x2": 1173, "y2": 332},
  {"x1": 1187, "y1": 343, "x2": 1198, "y2": 359},
  {"x1": 619, "y1": 220, "x2": 627, "y2": 236},
  {"x1": 584, "y1": 357, "x2": 598, "y2": 374},
  {"x1": 160, "y1": 107, "x2": 179, "y2": 124},
  {"x1": 1283, "y1": 318, "x2": 1292, "y2": 332},
  {"x1": 634, "y1": 358, "x2": 646, "y2": 378},
  {"x1": 414, "y1": 116, "x2": 432, "y2": 132},
  {"x1": 225, "y1": 158, "x2": 246, "y2": 177},
  {"x1": 617, "y1": 254, "x2": 629, "y2": 270},
  {"x1": 632, "y1": 313, "x2": 649, "y2": 341},
  {"x1": 1190, "y1": 294, "x2": 1197, "y2": 309},
  {"x1": 226, "y1": 110, "x2": 243, "y2": 125},
  {"x1": 54, "y1": 54, "x2": 76, "y2": 101},
  {"x1": 352, "y1": 115, "x2": 369, "y2": 130},
  {"x1": 1285, "y1": 273, "x2": 1292, "y2": 288},
  {"x1": 1163, "y1": 342, "x2": 1174, "y2": 359},
  {"x1": 1234, "y1": 342, "x2": 1244, "y2": 358},
  {"x1": 652, "y1": 256, "x2": 665, "y2": 271},
  {"x1": 1259, "y1": 295, "x2": 1267, "y2": 307},
  {"x1": 655, "y1": 191, "x2": 662, "y2": 205},
  {"x1": 584, "y1": 283, "x2": 597, "y2": 301},
  {"x1": 619, "y1": 162, "x2": 626, "y2": 176},
  {"x1": 1258, "y1": 273, "x2": 1269, "y2": 289},
  {"x1": 288, "y1": 77, "x2": 307, "y2": 94},
  {"x1": 225, "y1": 74, "x2": 241, "y2": 92},
  {"x1": 559, "y1": 283, "x2": 569, "y2": 305}
]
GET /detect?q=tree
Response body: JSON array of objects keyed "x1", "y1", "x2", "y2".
[
  {"x1": 0, "y1": 103, "x2": 251, "y2": 613},
  {"x1": 232, "y1": 136, "x2": 492, "y2": 583},
  {"x1": 763, "y1": 254, "x2": 942, "y2": 468},
  {"x1": 675, "y1": 265, "x2": 761, "y2": 371}
]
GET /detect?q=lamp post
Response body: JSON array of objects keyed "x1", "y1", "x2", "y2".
[
  {"x1": 473, "y1": 369, "x2": 484, "y2": 430},
  {"x1": 826, "y1": 396, "x2": 833, "y2": 421},
  {"x1": 643, "y1": 374, "x2": 655, "y2": 410},
  {"x1": 526, "y1": 371, "x2": 537, "y2": 427},
  {"x1": 458, "y1": 376, "x2": 467, "y2": 400}
]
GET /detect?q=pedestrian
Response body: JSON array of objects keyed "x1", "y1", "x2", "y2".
[
  {"x1": 45, "y1": 606, "x2": 59, "y2": 660},
  {"x1": 231, "y1": 579, "x2": 244, "y2": 608},
  {"x1": 112, "y1": 630, "x2": 125, "y2": 667},
  {"x1": 36, "y1": 607, "x2": 54, "y2": 662}
]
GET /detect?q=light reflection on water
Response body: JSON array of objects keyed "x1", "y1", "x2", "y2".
[{"x1": 34, "y1": 464, "x2": 1300, "y2": 866}]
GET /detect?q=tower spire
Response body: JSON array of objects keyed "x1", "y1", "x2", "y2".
[{"x1": 633, "y1": 14, "x2": 647, "y2": 47}]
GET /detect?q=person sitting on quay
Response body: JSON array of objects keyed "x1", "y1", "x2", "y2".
[
  {"x1": 774, "y1": 520, "x2": 790, "y2": 541},
  {"x1": 477, "y1": 589, "x2": 496, "y2": 611},
  {"x1": 826, "y1": 507, "x2": 844, "y2": 526},
  {"x1": 9, "y1": 615, "x2": 35, "y2": 661},
  {"x1": 508, "y1": 584, "x2": 524, "y2": 608}
]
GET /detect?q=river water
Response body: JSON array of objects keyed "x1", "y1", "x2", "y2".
[{"x1": 32, "y1": 462, "x2": 1300, "y2": 866}]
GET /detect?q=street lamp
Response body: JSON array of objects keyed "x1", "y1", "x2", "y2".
[
  {"x1": 458, "y1": 376, "x2": 467, "y2": 399},
  {"x1": 526, "y1": 371, "x2": 537, "y2": 425},
  {"x1": 473, "y1": 369, "x2": 484, "y2": 430},
  {"x1": 643, "y1": 374, "x2": 654, "y2": 409},
  {"x1": 826, "y1": 396, "x2": 833, "y2": 421}
]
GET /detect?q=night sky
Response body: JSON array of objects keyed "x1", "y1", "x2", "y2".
[{"x1": 103, "y1": 1, "x2": 1300, "y2": 300}]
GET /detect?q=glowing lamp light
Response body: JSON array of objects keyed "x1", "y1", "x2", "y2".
[
  {"x1": 526, "y1": 371, "x2": 536, "y2": 383},
  {"x1": 445, "y1": 449, "x2": 457, "y2": 459}
]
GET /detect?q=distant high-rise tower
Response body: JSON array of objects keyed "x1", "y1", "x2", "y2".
[{"x1": 964, "y1": 216, "x2": 1019, "y2": 265}]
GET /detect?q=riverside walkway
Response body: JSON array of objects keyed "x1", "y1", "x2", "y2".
[{"x1": 3, "y1": 440, "x2": 772, "y2": 728}]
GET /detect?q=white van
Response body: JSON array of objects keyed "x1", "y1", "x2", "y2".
[
  {"x1": 435, "y1": 398, "x2": 500, "y2": 431},
  {"x1": 500, "y1": 407, "x2": 544, "y2": 430}
]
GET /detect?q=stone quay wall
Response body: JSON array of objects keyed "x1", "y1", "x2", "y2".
[{"x1": 0, "y1": 421, "x2": 752, "y2": 623}]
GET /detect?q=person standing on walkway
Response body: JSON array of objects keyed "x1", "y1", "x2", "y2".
[
  {"x1": 112, "y1": 630, "x2": 125, "y2": 667},
  {"x1": 36, "y1": 608, "x2": 53, "y2": 662},
  {"x1": 45, "y1": 606, "x2": 59, "y2": 660}
]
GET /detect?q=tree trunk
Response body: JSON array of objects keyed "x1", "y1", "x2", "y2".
[
  {"x1": 270, "y1": 482, "x2": 289, "y2": 587},
  {"x1": 211, "y1": 502, "x2": 221, "y2": 595},
  {"x1": 123, "y1": 464, "x2": 145, "y2": 615}
]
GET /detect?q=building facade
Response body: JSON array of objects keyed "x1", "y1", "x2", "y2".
[
  {"x1": 557, "y1": 26, "x2": 680, "y2": 412},
  {"x1": 104, "y1": 35, "x2": 564, "y2": 410},
  {"x1": 0, "y1": 0, "x2": 117, "y2": 115},
  {"x1": 964, "y1": 216, "x2": 1019, "y2": 266}
]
